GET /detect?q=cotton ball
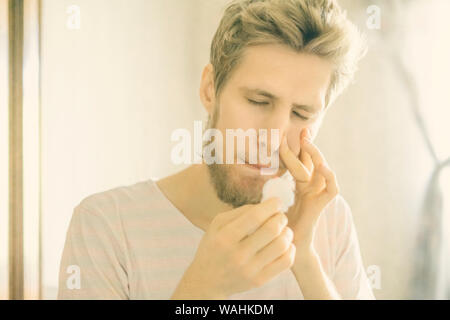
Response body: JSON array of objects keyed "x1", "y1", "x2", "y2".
[{"x1": 261, "y1": 171, "x2": 296, "y2": 213}]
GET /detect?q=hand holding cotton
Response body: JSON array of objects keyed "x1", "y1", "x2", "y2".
[{"x1": 261, "y1": 171, "x2": 296, "y2": 213}]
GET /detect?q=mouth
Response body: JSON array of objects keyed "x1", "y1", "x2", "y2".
[
  {"x1": 239, "y1": 159, "x2": 284, "y2": 178},
  {"x1": 243, "y1": 161, "x2": 271, "y2": 170},
  {"x1": 237, "y1": 157, "x2": 271, "y2": 170},
  {"x1": 236, "y1": 154, "x2": 285, "y2": 177}
]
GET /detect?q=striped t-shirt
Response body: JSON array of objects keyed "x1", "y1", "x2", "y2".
[{"x1": 57, "y1": 178, "x2": 375, "y2": 299}]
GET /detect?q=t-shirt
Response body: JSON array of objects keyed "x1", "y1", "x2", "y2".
[{"x1": 57, "y1": 178, "x2": 375, "y2": 299}]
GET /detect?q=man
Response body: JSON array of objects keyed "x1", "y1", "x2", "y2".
[{"x1": 58, "y1": 0, "x2": 374, "y2": 299}]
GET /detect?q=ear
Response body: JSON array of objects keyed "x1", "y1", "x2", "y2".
[{"x1": 199, "y1": 63, "x2": 216, "y2": 117}]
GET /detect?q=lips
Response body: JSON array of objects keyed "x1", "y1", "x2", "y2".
[{"x1": 242, "y1": 160, "x2": 271, "y2": 169}]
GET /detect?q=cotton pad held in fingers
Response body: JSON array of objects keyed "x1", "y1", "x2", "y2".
[{"x1": 261, "y1": 171, "x2": 296, "y2": 213}]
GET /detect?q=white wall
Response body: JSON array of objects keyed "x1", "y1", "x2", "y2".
[{"x1": 40, "y1": 0, "x2": 445, "y2": 299}]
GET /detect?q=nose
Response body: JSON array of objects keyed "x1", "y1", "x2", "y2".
[{"x1": 258, "y1": 107, "x2": 291, "y2": 157}]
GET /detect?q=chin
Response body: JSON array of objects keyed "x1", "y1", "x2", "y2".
[
  {"x1": 228, "y1": 167, "x2": 264, "y2": 199},
  {"x1": 237, "y1": 163, "x2": 282, "y2": 178},
  {"x1": 207, "y1": 163, "x2": 285, "y2": 207}
]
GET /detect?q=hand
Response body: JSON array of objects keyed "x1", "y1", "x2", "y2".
[
  {"x1": 171, "y1": 198, "x2": 296, "y2": 299},
  {"x1": 280, "y1": 128, "x2": 340, "y2": 252}
]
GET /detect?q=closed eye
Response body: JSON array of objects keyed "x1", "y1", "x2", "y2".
[
  {"x1": 248, "y1": 98, "x2": 310, "y2": 120},
  {"x1": 292, "y1": 111, "x2": 309, "y2": 121},
  {"x1": 247, "y1": 99, "x2": 269, "y2": 106}
]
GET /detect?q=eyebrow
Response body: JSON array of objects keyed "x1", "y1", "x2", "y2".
[{"x1": 239, "y1": 86, "x2": 319, "y2": 113}]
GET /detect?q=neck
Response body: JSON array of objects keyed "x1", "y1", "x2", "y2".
[{"x1": 156, "y1": 163, "x2": 233, "y2": 231}]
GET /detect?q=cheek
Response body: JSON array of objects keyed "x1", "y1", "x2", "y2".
[
  {"x1": 212, "y1": 104, "x2": 256, "y2": 160},
  {"x1": 219, "y1": 102, "x2": 258, "y2": 131}
]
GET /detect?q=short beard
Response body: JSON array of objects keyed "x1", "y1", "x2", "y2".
[{"x1": 207, "y1": 163, "x2": 263, "y2": 208}]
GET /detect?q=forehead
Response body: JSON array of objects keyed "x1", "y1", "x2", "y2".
[{"x1": 226, "y1": 44, "x2": 333, "y2": 108}]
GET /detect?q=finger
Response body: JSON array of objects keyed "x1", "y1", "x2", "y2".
[
  {"x1": 299, "y1": 130, "x2": 313, "y2": 173},
  {"x1": 222, "y1": 197, "x2": 282, "y2": 242},
  {"x1": 240, "y1": 212, "x2": 288, "y2": 254},
  {"x1": 309, "y1": 170, "x2": 326, "y2": 194},
  {"x1": 300, "y1": 137, "x2": 328, "y2": 169},
  {"x1": 254, "y1": 243, "x2": 296, "y2": 285},
  {"x1": 317, "y1": 163, "x2": 340, "y2": 201},
  {"x1": 279, "y1": 135, "x2": 310, "y2": 182},
  {"x1": 301, "y1": 138, "x2": 328, "y2": 193},
  {"x1": 212, "y1": 204, "x2": 253, "y2": 230},
  {"x1": 252, "y1": 226, "x2": 294, "y2": 271}
]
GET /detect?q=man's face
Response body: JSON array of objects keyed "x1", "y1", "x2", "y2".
[{"x1": 204, "y1": 44, "x2": 332, "y2": 207}]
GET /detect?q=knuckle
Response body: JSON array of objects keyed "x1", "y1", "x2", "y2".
[
  {"x1": 278, "y1": 212, "x2": 288, "y2": 225},
  {"x1": 284, "y1": 227, "x2": 294, "y2": 244},
  {"x1": 266, "y1": 215, "x2": 286, "y2": 236},
  {"x1": 279, "y1": 235, "x2": 291, "y2": 252},
  {"x1": 267, "y1": 222, "x2": 281, "y2": 236},
  {"x1": 251, "y1": 210, "x2": 267, "y2": 225},
  {"x1": 284, "y1": 226, "x2": 293, "y2": 238},
  {"x1": 275, "y1": 227, "x2": 293, "y2": 251}
]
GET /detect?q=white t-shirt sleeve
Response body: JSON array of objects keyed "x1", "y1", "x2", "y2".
[
  {"x1": 332, "y1": 196, "x2": 375, "y2": 299},
  {"x1": 57, "y1": 203, "x2": 129, "y2": 300}
]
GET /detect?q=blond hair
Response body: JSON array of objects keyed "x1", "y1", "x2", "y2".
[{"x1": 210, "y1": 0, "x2": 367, "y2": 107}]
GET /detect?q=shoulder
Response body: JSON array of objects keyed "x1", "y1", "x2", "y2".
[
  {"x1": 321, "y1": 194, "x2": 353, "y2": 224},
  {"x1": 79, "y1": 179, "x2": 156, "y2": 211},
  {"x1": 73, "y1": 178, "x2": 158, "y2": 227},
  {"x1": 318, "y1": 194, "x2": 355, "y2": 241}
]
